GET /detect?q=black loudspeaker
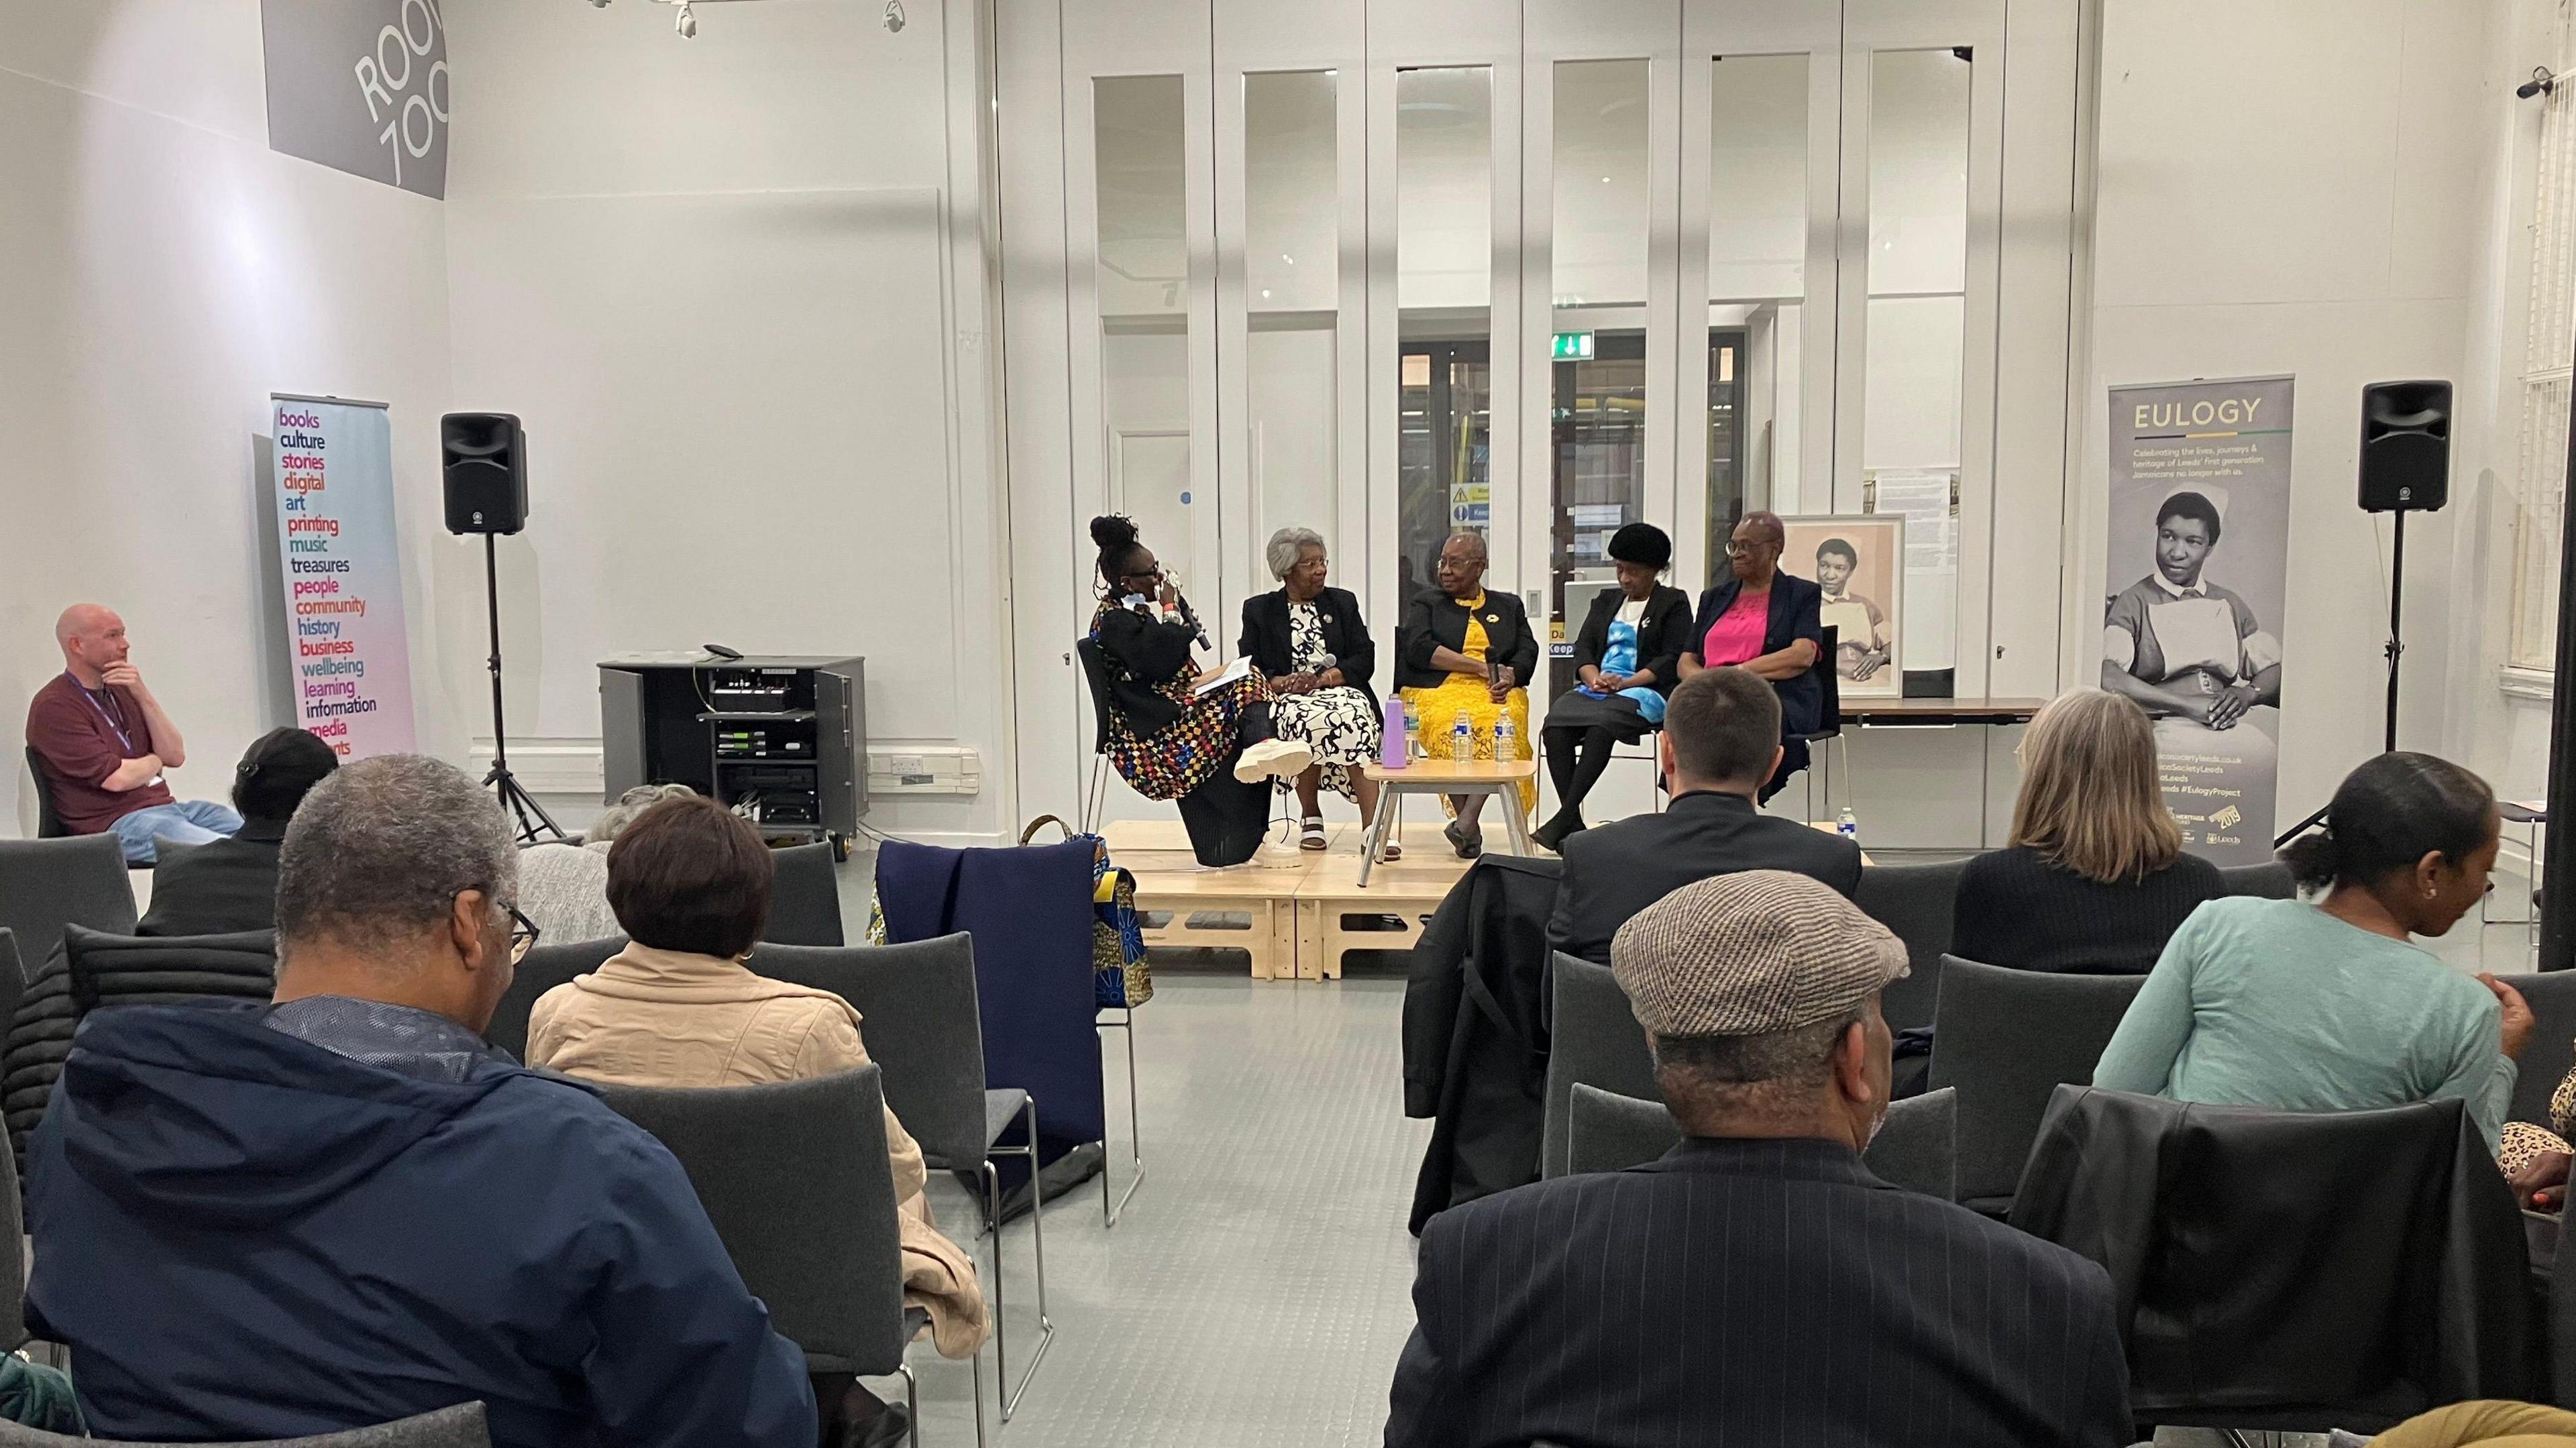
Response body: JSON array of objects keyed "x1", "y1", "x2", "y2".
[
  {"x1": 2358, "y1": 380, "x2": 2452, "y2": 514},
  {"x1": 441, "y1": 412, "x2": 529, "y2": 535}
]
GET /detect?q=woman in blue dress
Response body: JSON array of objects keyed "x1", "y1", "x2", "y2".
[{"x1": 1534, "y1": 522, "x2": 1696, "y2": 853}]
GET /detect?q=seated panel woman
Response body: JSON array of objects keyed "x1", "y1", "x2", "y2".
[
  {"x1": 1534, "y1": 523, "x2": 1693, "y2": 854},
  {"x1": 1087, "y1": 516, "x2": 1314, "y2": 867},
  {"x1": 1951, "y1": 689, "x2": 2223, "y2": 974},
  {"x1": 1396, "y1": 532, "x2": 1540, "y2": 859},
  {"x1": 1238, "y1": 527, "x2": 1388, "y2": 853},
  {"x1": 2092, "y1": 751, "x2": 2528, "y2": 1155},
  {"x1": 1676, "y1": 510, "x2": 1823, "y2": 804}
]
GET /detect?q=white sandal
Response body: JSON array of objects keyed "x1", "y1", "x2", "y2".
[{"x1": 1299, "y1": 816, "x2": 1328, "y2": 851}]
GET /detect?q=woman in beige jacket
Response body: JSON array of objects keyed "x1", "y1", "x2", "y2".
[{"x1": 524, "y1": 797, "x2": 987, "y2": 1415}]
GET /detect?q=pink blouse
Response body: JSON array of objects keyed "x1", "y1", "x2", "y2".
[{"x1": 1701, "y1": 590, "x2": 1770, "y2": 667}]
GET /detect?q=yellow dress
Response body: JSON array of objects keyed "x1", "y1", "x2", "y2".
[{"x1": 1399, "y1": 594, "x2": 1538, "y2": 814}]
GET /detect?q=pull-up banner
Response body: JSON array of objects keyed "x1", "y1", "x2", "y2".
[
  {"x1": 271, "y1": 396, "x2": 418, "y2": 759},
  {"x1": 261, "y1": 0, "x2": 450, "y2": 198},
  {"x1": 2104, "y1": 376, "x2": 2294, "y2": 865}
]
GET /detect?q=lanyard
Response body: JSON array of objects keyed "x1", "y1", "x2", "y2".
[{"x1": 68, "y1": 674, "x2": 136, "y2": 754}]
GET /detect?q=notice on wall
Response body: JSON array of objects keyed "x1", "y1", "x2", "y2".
[
  {"x1": 1866, "y1": 469, "x2": 1960, "y2": 672},
  {"x1": 2105, "y1": 376, "x2": 2294, "y2": 865},
  {"x1": 272, "y1": 396, "x2": 418, "y2": 759},
  {"x1": 261, "y1": 0, "x2": 449, "y2": 199}
]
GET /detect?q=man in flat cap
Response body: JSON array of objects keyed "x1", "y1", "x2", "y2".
[{"x1": 1385, "y1": 871, "x2": 2131, "y2": 1448}]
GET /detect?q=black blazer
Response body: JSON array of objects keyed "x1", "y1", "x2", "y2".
[
  {"x1": 1386, "y1": 1137, "x2": 2135, "y2": 1448},
  {"x1": 1396, "y1": 588, "x2": 1540, "y2": 692},
  {"x1": 1566, "y1": 584, "x2": 1694, "y2": 695},
  {"x1": 1548, "y1": 790, "x2": 1862, "y2": 964},
  {"x1": 1092, "y1": 606, "x2": 1198, "y2": 737},
  {"x1": 1687, "y1": 571, "x2": 1826, "y2": 736},
  {"x1": 137, "y1": 821, "x2": 286, "y2": 937},
  {"x1": 1237, "y1": 587, "x2": 1378, "y2": 713}
]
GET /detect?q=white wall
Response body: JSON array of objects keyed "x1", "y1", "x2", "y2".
[
  {"x1": 1, "y1": 1, "x2": 460, "y2": 835},
  {"x1": 437, "y1": 0, "x2": 1012, "y2": 842},
  {"x1": 2082, "y1": 0, "x2": 2496, "y2": 837}
]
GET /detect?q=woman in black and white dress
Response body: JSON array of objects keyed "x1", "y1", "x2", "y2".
[{"x1": 1239, "y1": 527, "x2": 1389, "y2": 852}]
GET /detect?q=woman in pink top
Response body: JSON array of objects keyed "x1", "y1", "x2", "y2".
[{"x1": 1677, "y1": 510, "x2": 1826, "y2": 802}]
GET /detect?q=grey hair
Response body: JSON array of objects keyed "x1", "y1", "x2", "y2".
[
  {"x1": 1652, "y1": 1005, "x2": 1865, "y2": 1118},
  {"x1": 586, "y1": 782, "x2": 698, "y2": 845},
  {"x1": 1443, "y1": 531, "x2": 1489, "y2": 563},
  {"x1": 1265, "y1": 526, "x2": 1327, "y2": 581},
  {"x1": 276, "y1": 755, "x2": 519, "y2": 957}
]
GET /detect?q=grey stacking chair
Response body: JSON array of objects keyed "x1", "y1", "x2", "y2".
[
  {"x1": 482, "y1": 936, "x2": 627, "y2": 1061},
  {"x1": 598, "y1": 1066, "x2": 971, "y2": 1448},
  {"x1": 2218, "y1": 860, "x2": 2297, "y2": 899},
  {"x1": 1927, "y1": 956, "x2": 2147, "y2": 1215},
  {"x1": 0, "y1": 834, "x2": 138, "y2": 982},
  {"x1": 763, "y1": 842, "x2": 846, "y2": 946},
  {"x1": 749, "y1": 934, "x2": 1047, "y2": 1421},
  {"x1": 1566, "y1": 1081, "x2": 1960, "y2": 1200},
  {"x1": 1852, "y1": 859, "x2": 1963, "y2": 1034},
  {"x1": 2496, "y1": 971, "x2": 2576, "y2": 1131},
  {"x1": 1540, "y1": 954, "x2": 1657, "y2": 1180},
  {"x1": 0, "y1": 1402, "x2": 490, "y2": 1447}
]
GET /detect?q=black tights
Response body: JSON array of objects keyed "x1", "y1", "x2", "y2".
[{"x1": 1542, "y1": 724, "x2": 1621, "y2": 829}]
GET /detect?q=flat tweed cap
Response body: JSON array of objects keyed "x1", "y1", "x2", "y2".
[{"x1": 1610, "y1": 869, "x2": 1908, "y2": 1037}]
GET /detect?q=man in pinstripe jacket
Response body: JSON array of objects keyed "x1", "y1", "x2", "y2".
[{"x1": 1385, "y1": 871, "x2": 2133, "y2": 1448}]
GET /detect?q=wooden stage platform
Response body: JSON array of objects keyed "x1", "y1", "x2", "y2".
[{"x1": 1103, "y1": 818, "x2": 1479, "y2": 981}]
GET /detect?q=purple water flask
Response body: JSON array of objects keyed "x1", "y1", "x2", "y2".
[{"x1": 1382, "y1": 694, "x2": 1409, "y2": 769}]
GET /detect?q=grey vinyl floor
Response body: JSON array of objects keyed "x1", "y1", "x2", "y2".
[{"x1": 877, "y1": 966, "x2": 1431, "y2": 1447}]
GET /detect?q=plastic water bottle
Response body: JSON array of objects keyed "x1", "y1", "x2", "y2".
[
  {"x1": 1492, "y1": 712, "x2": 1516, "y2": 767},
  {"x1": 1837, "y1": 805, "x2": 1860, "y2": 841},
  {"x1": 1404, "y1": 699, "x2": 1422, "y2": 759},
  {"x1": 1450, "y1": 715, "x2": 1473, "y2": 764},
  {"x1": 1381, "y1": 695, "x2": 1409, "y2": 770}
]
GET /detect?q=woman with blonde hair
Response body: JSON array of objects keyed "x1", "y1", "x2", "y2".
[{"x1": 1951, "y1": 688, "x2": 2223, "y2": 973}]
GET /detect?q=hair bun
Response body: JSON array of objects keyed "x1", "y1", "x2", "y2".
[{"x1": 1089, "y1": 515, "x2": 1139, "y2": 552}]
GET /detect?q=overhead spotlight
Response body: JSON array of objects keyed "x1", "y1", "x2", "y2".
[
  {"x1": 884, "y1": 0, "x2": 906, "y2": 33},
  {"x1": 674, "y1": 0, "x2": 696, "y2": 36},
  {"x1": 588, "y1": 0, "x2": 611, "y2": 7},
  {"x1": 2522, "y1": 66, "x2": 2558, "y2": 101}
]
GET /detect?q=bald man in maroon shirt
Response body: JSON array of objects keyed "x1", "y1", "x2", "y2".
[{"x1": 25, "y1": 605, "x2": 241, "y2": 863}]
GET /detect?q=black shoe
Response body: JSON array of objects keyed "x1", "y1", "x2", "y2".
[
  {"x1": 1532, "y1": 814, "x2": 1586, "y2": 854},
  {"x1": 1444, "y1": 819, "x2": 1483, "y2": 859}
]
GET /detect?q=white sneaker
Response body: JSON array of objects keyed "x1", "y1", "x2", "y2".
[{"x1": 1233, "y1": 738, "x2": 1313, "y2": 783}]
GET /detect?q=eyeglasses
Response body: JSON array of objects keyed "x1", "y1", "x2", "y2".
[
  {"x1": 505, "y1": 903, "x2": 541, "y2": 964},
  {"x1": 1725, "y1": 539, "x2": 1776, "y2": 557}
]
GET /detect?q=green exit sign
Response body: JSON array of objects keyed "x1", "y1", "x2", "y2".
[{"x1": 1551, "y1": 330, "x2": 1595, "y2": 361}]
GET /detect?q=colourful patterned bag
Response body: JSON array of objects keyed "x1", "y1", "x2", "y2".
[{"x1": 1019, "y1": 816, "x2": 1152, "y2": 1009}]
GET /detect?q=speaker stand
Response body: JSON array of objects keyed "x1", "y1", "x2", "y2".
[
  {"x1": 2274, "y1": 511, "x2": 2409, "y2": 848},
  {"x1": 480, "y1": 533, "x2": 565, "y2": 846}
]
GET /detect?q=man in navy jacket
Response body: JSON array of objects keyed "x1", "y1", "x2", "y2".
[{"x1": 26, "y1": 755, "x2": 814, "y2": 1448}]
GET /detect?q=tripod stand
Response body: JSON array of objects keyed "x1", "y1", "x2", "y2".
[
  {"x1": 480, "y1": 533, "x2": 564, "y2": 844},
  {"x1": 2273, "y1": 510, "x2": 2411, "y2": 848}
]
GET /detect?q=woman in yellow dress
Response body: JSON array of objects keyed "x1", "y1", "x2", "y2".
[{"x1": 1397, "y1": 532, "x2": 1540, "y2": 858}]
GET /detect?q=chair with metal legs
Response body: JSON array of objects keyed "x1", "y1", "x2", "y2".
[
  {"x1": 1097, "y1": 1005, "x2": 1144, "y2": 1227},
  {"x1": 1792, "y1": 624, "x2": 1844, "y2": 822},
  {"x1": 751, "y1": 935, "x2": 1053, "y2": 1422}
]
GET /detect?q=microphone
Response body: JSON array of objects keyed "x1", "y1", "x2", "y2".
[{"x1": 1166, "y1": 571, "x2": 1212, "y2": 650}]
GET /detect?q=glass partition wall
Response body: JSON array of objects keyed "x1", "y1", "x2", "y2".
[{"x1": 1038, "y1": 0, "x2": 2021, "y2": 816}]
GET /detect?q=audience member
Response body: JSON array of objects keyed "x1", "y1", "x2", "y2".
[
  {"x1": 1385, "y1": 870, "x2": 2132, "y2": 1448},
  {"x1": 1548, "y1": 667, "x2": 1861, "y2": 964},
  {"x1": 527, "y1": 794, "x2": 986, "y2": 1448},
  {"x1": 1675, "y1": 511, "x2": 1824, "y2": 803},
  {"x1": 1534, "y1": 522, "x2": 1693, "y2": 853},
  {"x1": 2094, "y1": 750, "x2": 2524, "y2": 1153},
  {"x1": 515, "y1": 782, "x2": 696, "y2": 944},
  {"x1": 24, "y1": 603, "x2": 240, "y2": 862},
  {"x1": 136, "y1": 727, "x2": 338, "y2": 937},
  {"x1": 25, "y1": 755, "x2": 814, "y2": 1448},
  {"x1": 1950, "y1": 689, "x2": 2223, "y2": 972}
]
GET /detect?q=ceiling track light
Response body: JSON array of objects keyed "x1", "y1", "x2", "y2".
[{"x1": 585, "y1": 0, "x2": 908, "y2": 40}]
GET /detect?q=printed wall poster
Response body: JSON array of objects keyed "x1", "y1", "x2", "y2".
[
  {"x1": 271, "y1": 396, "x2": 419, "y2": 759},
  {"x1": 2104, "y1": 376, "x2": 2293, "y2": 865},
  {"x1": 1780, "y1": 514, "x2": 1904, "y2": 698},
  {"x1": 262, "y1": 0, "x2": 450, "y2": 199}
]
